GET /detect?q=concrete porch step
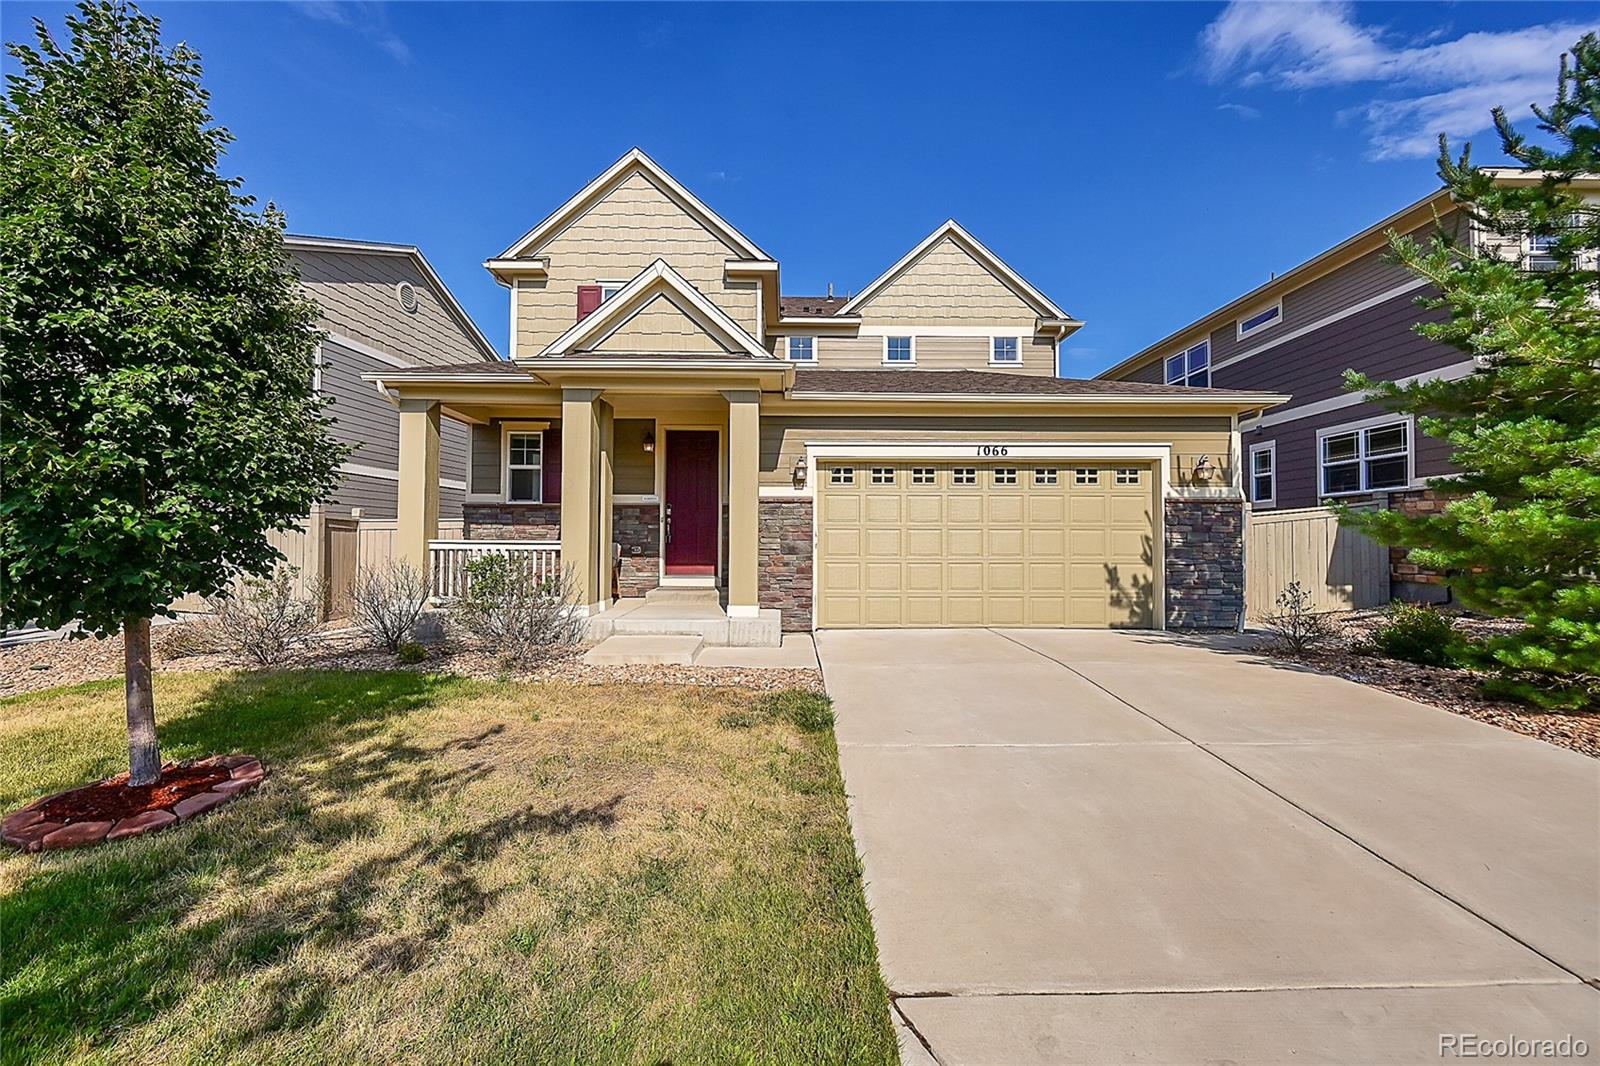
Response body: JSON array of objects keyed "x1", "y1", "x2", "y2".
[
  {"x1": 585, "y1": 599, "x2": 784, "y2": 648},
  {"x1": 583, "y1": 634, "x2": 703, "y2": 666},
  {"x1": 644, "y1": 586, "x2": 723, "y2": 606}
]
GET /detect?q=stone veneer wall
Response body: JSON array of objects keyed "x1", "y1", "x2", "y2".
[
  {"x1": 615, "y1": 503, "x2": 661, "y2": 598},
  {"x1": 1386, "y1": 488, "x2": 1452, "y2": 604},
  {"x1": 759, "y1": 499, "x2": 813, "y2": 631},
  {"x1": 462, "y1": 503, "x2": 561, "y2": 540},
  {"x1": 1164, "y1": 499, "x2": 1245, "y2": 630}
]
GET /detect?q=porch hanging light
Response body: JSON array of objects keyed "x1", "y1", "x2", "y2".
[{"x1": 641, "y1": 430, "x2": 655, "y2": 453}]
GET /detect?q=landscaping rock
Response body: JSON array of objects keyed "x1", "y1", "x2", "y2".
[
  {"x1": 41, "y1": 820, "x2": 112, "y2": 849},
  {"x1": 228, "y1": 759, "x2": 264, "y2": 782},
  {"x1": 4, "y1": 819, "x2": 61, "y2": 851},
  {"x1": 172, "y1": 790, "x2": 232, "y2": 821},
  {"x1": 1, "y1": 808, "x2": 44, "y2": 835},
  {"x1": 211, "y1": 777, "x2": 259, "y2": 796},
  {"x1": 107, "y1": 809, "x2": 178, "y2": 840}
]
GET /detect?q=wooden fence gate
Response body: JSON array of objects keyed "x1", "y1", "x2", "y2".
[{"x1": 1245, "y1": 506, "x2": 1390, "y2": 620}]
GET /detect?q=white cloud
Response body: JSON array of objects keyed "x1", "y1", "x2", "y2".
[
  {"x1": 1216, "y1": 102, "x2": 1262, "y2": 120},
  {"x1": 294, "y1": 1, "x2": 411, "y2": 63},
  {"x1": 1198, "y1": 2, "x2": 1595, "y2": 159}
]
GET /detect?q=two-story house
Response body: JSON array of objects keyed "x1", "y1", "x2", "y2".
[
  {"x1": 366, "y1": 149, "x2": 1284, "y2": 644},
  {"x1": 1098, "y1": 169, "x2": 1600, "y2": 602}
]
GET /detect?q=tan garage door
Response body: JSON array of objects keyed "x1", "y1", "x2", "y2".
[{"x1": 816, "y1": 461, "x2": 1156, "y2": 628}]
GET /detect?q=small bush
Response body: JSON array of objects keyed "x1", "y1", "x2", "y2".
[
  {"x1": 395, "y1": 641, "x2": 427, "y2": 664},
  {"x1": 208, "y1": 567, "x2": 320, "y2": 666},
  {"x1": 348, "y1": 561, "x2": 430, "y2": 652},
  {"x1": 1371, "y1": 602, "x2": 1462, "y2": 667},
  {"x1": 153, "y1": 620, "x2": 220, "y2": 660},
  {"x1": 454, "y1": 555, "x2": 585, "y2": 664},
  {"x1": 1261, "y1": 581, "x2": 1342, "y2": 656}
]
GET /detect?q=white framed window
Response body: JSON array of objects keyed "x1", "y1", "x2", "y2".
[
  {"x1": 993, "y1": 467, "x2": 1017, "y2": 485},
  {"x1": 952, "y1": 467, "x2": 977, "y2": 485},
  {"x1": 883, "y1": 336, "x2": 915, "y2": 364},
  {"x1": 871, "y1": 466, "x2": 895, "y2": 485},
  {"x1": 1236, "y1": 302, "x2": 1282, "y2": 340},
  {"x1": 786, "y1": 336, "x2": 815, "y2": 362},
  {"x1": 1163, "y1": 340, "x2": 1210, "y2": 387},
  {"x1": 990, "y1": 336, "x2": 1021, "y2": 364},
  {"x1": 597, "y1": 280, "x2": 626, "y2": 303},
  {"x1": 1248, "y1": 441, "x2": 1276, "y2": 507},
  {"x1": 1034, "y1": 468, "x2": 1058, "y2": 485},
  {"x1": 1115, "y1": 468, "x2": 1141, "y2": 485},
  {"x1": 829, "y1": 466, "x2": 855, "y2": 485},
  {"x1": 505, "y1": 431, "x2": 543, "y2": 503},
  {"x1": 1074, "y1": 467, "x2": 1098, "y2": 485},
  {"x1": 1318, "y1": 415, "x2": 1412, "y2": 497},
  {"x1": 911, "y1": 467, "x2": 936, "y2": 485},
  {"x1": 1525, "y1": 213, "x2": 1580, "y2": 271}
]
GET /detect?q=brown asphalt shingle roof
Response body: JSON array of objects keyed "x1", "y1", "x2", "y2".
[
  {"x1": 369, "y1": 360, "x2": 529, "y2": 376},
  {"x1": 790, "y1": 369, "x2": 1238, "y2": 396},
  {"x1": 779, "y1": 295, "x2": 853, "y2": 318}
]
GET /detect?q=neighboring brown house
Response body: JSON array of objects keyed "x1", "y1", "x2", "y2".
[
  {"x1": 286, "y1": 235, "x2": 500, "y2": 522},
  {"x1": 1097, "y1": 169, "x2": 1600, "y2": 601}
]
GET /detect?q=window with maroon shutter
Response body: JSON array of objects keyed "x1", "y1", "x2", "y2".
[
  {"x1": 576, "y1": 286, "x2": 602, "y2": 320},
  {"x1": 542, "y1": 428, "x2": 562, "y2": 503}
]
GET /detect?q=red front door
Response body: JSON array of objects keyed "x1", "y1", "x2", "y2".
[{"x1": 664, "y1": 430, "x2": 718, "y2": 575}]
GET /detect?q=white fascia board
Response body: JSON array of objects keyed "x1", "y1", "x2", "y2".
[
  {"x1": 772, "y1": 316, "x2": 862, "y2": 330},
  {"x1": 838, "y1": 219, "x2": 1069, "y2": 320},
  {"x1": 498, "y1": 148, "x2": 769, "y2": 261},
  {"x1": 538, "y1": 259, "x2": 771, "y2": 359},
  {"x1": 725, "y1": 259, "x2": 778, "y2": 275},
  {"x1": 484, "y1": 257, "x2": 549, "y2": 277},
  {"x1": 786, "y1": 390, "x2": 1291, "y2": 408}
]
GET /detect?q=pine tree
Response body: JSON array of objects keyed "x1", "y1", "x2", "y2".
[{"x1": 1344, "y1": 34, "x2": 1599, "y2": 709}]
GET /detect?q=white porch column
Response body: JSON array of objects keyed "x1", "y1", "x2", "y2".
[
  {"x1": 723, "y1": 389, "x2": 761, "y2": 617},
  {"x1": 396, "y1": 398, "x2": 440, "y2": 572},
  {"x1": 559, "y1": 388, "x2": 606, "y2": 612}
]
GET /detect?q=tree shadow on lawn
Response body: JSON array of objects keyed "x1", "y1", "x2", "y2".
[{"x1": 0, "y1": 669, "x2": 626, "y2": 1064}]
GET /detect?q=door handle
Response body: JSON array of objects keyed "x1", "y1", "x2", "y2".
[{"x1": 664, "y1": 503, "x2": 672, "y2": 543}]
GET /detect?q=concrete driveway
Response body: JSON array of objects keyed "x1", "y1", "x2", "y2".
[{"x1": 817, "y1": 629, "x2": 1600, "y2": 1065}]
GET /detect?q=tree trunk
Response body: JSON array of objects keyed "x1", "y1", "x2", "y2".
[{"x1": 124, "y1": 616, "x2": 161, "y2": 786}]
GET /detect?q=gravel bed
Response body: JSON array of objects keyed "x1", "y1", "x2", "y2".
[
  {"x1": 1256, "y1": 610, "x2": 1597, "y2": 759},
  {"x1": 0, "y1": 626, "x2": 823, "y2": 699}
]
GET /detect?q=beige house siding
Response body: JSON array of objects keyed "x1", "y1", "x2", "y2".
[
  {"x1": 581, "y1": 293, "x2": 733, "y2": 355},
  {"x1": 291, "y1": 248, "x2": 488, "y2": 366},
  {"x1": 853, "y1": 235, "x2": 1042, "y2": 327},
  {"x1": 513, "y1": 171, "x2": 760, "y2": 355},
  {"x1": 758, "y1": 415, "x2": 1234, "y2": 488},
  {"x1": 811, "y1": 333, "x2": 1055, "y2": 374},
  {"x1": 613, "y1": 419, "x2": 656, "y2": 494}
]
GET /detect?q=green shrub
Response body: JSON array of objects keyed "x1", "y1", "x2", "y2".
[
  {"x1": 762, "y1": 690, "x2": 834, "y2": 733},
  {"x1": 1371, "y1": 603, "x2": 1462, "y2": 667},
  {"x1": 396, "y1": 641, "x2": 427, "y2": 664}
]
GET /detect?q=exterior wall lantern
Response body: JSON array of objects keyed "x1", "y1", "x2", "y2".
[
  {"x1": 1193, "y1": 454, "x2": 1217, "y2": 482},
  {"x1": 641, "y1": 430, "x2": 655, "y2": 453},
  {"x1": 793, "y1": 456, "x2": 808, "y2": 487}
]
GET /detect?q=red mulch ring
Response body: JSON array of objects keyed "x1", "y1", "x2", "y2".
[{"x1": 2, "y1": 754, "x2": 266, "y2": 853}]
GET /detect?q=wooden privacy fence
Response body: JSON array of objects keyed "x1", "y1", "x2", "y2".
[{"x1": 1245, "y1": 506, "x2": 1390, "y2": 619}]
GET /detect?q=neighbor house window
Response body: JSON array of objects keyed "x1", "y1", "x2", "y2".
[
  {"x1": 952, "y1": 467, "x2": 977, "y2": 485},
  {"x1": 506, "y1": 432, "x2": 543, "y2": 503},
  {"x1": 991, "y1": 337, "x2": 1021, "y2": 364},
  {"x1": 786, "y1": 336, "x2": 815, "y2": 362},
  {"x1": 884, "y1": 336, "x2": 914, "y2": 364},
  {"x1": 1034, "y1": 468, "x2": 1058, "y2": 485},
  {"x1": 1074, "y1": 468, "x2": 1098, "y2": 484},
  {"x1": 871, "y1": 466, "x2": 895, "y2": 485},
  {"x1": 912, "y1": 467, "x2": 936, "y2": 484},
  {"x1": 1249, "y1": 442, "x2": 1276, "y2": 506},
  {"x1": 830, "y1": 466, "x2": 855, "y2": 485},
  {"x1": 1163, "y1": 341, "x2": 1210, "y2": 387},
  {"x1": 993, "y1": 468, "x2": 1017, "y2": 485},
  {"x1": 1236, "y1": 303, "x2": 1282, "y2": 340},
  {"x1": 1319, "y1": 418, "x2": 1410, "y2": 496},
  {"x1": 1525, "y1": 213, "x2": 1579, "y2": 271}
]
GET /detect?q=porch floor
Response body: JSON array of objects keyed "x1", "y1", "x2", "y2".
[
  {"x1": 584, "y1": 593, "x2": 782, "y2": 649},
  {"x1": 583, "y1": 633, "x2": 819, "y2": 669}
]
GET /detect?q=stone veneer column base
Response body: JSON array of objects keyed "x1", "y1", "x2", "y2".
[
  {"x1": 1164, "y1": 498, "x2": 1245, "y2": 630},
  {"x1": 1386, "y1": 488, "x2": 1453, "y2": 604},
  {"x1": 758, "y1": 499, "x2": 813, "y2": 631},
  {"x1": 462, "y1": 503, "x2": 562, "y2": 540},
  {"x1": 614, "y1": 503, "x2": 661, "y2": 598}
]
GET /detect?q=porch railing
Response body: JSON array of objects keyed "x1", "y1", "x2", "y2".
[{"x1": 428, "y1": 539, "x2": 561, "y2": 600}]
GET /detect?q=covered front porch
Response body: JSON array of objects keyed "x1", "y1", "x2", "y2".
[{"x1": 376, "y1": 359, "x2": 793, "y2": 647}]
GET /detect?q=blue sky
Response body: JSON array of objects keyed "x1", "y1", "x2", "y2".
[{"x1": 5, "y1": 1, "x2": 1596, "y2": 373}]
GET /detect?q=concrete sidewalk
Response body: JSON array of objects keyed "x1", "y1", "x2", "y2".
[{"x1": 818, "y1": 629, "x2": 1600, "y2": 1066}]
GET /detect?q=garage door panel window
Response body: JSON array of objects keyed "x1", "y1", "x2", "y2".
[
  {"x1": 912, "y1": 467, "x2": 936, "y2": 485},
  {"x1": 993, "y1": 467, "x2": 1018, "y2": 485},
  {"x1": 1034, "y1": 468, "x2": 1058, "y2": 485},
  {"x1": 1115, "y1": 468, "x2": 1141, "y2": 485},
  {"x1": 953, "y1": 467, "x2": 977, "y2": 485},
  {"x1": 829, "y1": 466, "x2": 855, "y2": 485},
  {"x1": 871, "y1": 466, "x2": 895, "y2": 485},
  {"x1": 1074, "y1": 468, "x2": 1099, "y2": 485},
  {"x1": 1319, "y1": 418, "x2": 1411, "y2": 496}
]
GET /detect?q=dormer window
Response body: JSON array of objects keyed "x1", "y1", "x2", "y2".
[
  {"x1": 884, "y1": 336, "x2": 914, "y2": 364},
  {"x1": 599, "y1": 281, "x2": 625, "y2": 302},
  {"x1": 1164, "y1": 340, "x2": 1210, "y2": 387},
  {"x1": 991, "y1": 336, "x2": 1021, "y2": 364},
  {"x1": 786, "y1": 336, "x2": 815, "y2": 362}
]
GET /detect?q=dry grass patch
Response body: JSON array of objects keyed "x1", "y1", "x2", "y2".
[{"x1": 0, "y1": 671, "x2": 893, "y2": 1064}]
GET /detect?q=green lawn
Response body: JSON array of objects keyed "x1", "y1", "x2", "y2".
[{"x1": 0, "y1": 670, "x2": 895, "y2": 1065}]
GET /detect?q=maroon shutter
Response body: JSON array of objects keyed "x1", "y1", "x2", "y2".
[
  {"x1": 576, "y1": 285, "x2": 602, "y2": 320},
  {"x1": 543, "y1": 427, "x2": 562, "y2": 504}
]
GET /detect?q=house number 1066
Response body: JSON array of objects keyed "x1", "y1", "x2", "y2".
[{"x1": 977, "y1": 445, "x2": 1011, "y2": 457}]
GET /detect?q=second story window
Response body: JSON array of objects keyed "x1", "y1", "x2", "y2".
[
  {"x1": 991, "y1": 336, "x2": 1021, "y2": 364},
  {"x1": 1236, "y1": 302, "x2": 1282, "y2": 340},
  {"x1": 786, "y1": 336, "x2": 815, "y2": 362},
  {"x1": 599, "y1": 281, "x2": 625, "y2": 302},
  {"x1": 884, "y1": 336, "x2": 914, "y2": 364},
  {"x1": 1164, "y1": 340, "x2": 1210, "y2": 387}
]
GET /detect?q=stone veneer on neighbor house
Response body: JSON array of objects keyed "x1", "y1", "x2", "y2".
[
  {"x1": 1386, "y1": 487, "x2": 1452, "y2": 604},
  {"x1": 758, "y1": 499, "x2": 814, "y2": 631},
  {"x1": 614, "y1": 503, "x2": 661, "y2": 598},
  {"x1": 1163, "y1": 499, "x2": 1245, "y2": 630}
]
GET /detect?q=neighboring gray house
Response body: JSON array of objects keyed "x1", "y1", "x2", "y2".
[{"x1": 286, "y1": 235, "x2": 500, "y2": 521}]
